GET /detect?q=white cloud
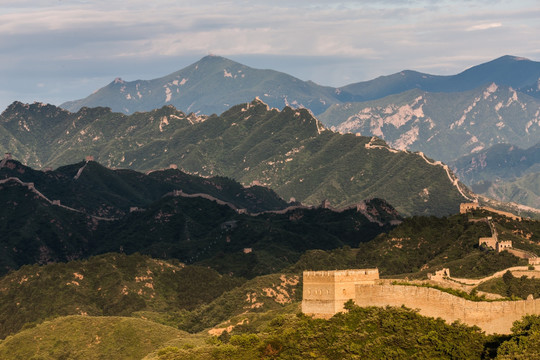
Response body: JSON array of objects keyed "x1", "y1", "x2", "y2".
[{"x1": 466, "y1": 22, "x2": 503, "y2": 31}]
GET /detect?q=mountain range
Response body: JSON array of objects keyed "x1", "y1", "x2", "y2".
[
  {"x1": 61, "y1": 55, "x2": 337, "y2": 116},
  {"x1": 54, "y1": 55, "x2": 540, "y2": 211},
  {"x1": 0, "y1": 157, "x2": 401, "y2": 276},
  {"x1": 0, "y1": 158, "x2": 290, "y2": 218},
  {"x1": 318, "y1": 84, "x2": 540, "y2": 162},
  {"x1": 0, "y1": 99, "x2": 470, "y2": 216},
  {"x1": 1, "y1": 205, "x2": 539, "y2": 358},
  {"x1": 60, "y1": 55, "x2": 540, "y2": 118}
]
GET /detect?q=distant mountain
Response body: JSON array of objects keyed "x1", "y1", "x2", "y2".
[
  {"x1": 450, "y1": 142, "x2": 540, "y2": 208},
  {"x1": 451, "y1": 142, "x2": 540, "y2": 184},
  {"x1": 520, "y1": 78, "x2": 540, "y2": 99},
  {"x1": 480, "y1": 172, "x2": 540, "y2": 209},
  {"x1": 61, "y1": 55, "x2": 338, "y2": 116},
  {"x1": 319, "y1": 84, "x2": 540, "y2": 162},
  {"x1": 0, "y1": 100, "x2": 471, "y2": 216},
  {"x1": 337, "y1": 55, "x2": 540, "y2": 102},
  {"x1": 59, "y1": 55, "x2": 540, "y2": 116}
]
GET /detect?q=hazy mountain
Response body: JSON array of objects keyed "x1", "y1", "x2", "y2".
[
  {"x1": 61, "y1": 55, "x2": 338, "y2": 116},
  {"x1": 1, "y1": 100, "x2": 470, "y2": 216},
  {"x1": 451, "y1": 142, "x2": 540, "y2": 208},
  {"x1": 59, "y1": 55, "x2": 540, "y2": 117},
  {"x1": 480, "y1": 172, "x2": 540, "y2": 209},
  {"x1": 451, "y1": 142, "x2": 540, "y2": 184},
  {"x1": 520, "y1": 78, "x2": 540, "y2": 99},
  {"x1": 319, "y1": 84, "x2": 540, "y2": 162},
  {"x1": 336, "y1": 55, "x2": 540, "y2": 102}
]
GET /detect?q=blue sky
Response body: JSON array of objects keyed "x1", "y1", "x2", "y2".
[{"x1": 1, "y1": 0, "x2": 539, "y2": 110}]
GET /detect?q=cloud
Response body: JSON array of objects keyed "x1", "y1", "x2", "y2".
[
  {"x1": 466, "y1": 22, "x2": 503, "y2": 31},
  {"x1": 0, "y1": 0, "x2": 539, "y2": 110}
]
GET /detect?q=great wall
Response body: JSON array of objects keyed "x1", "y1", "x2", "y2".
[
  {"x1": 302, "y1": 268, "x2": 540, "y2": 334},
  {"x1": 460, "y1": 202, "x2": 540, "y2": 265},
  {"x1": 4, "y1": 152, "x2": 540, "y2": 334},
  {"x1": 303, "y1": 203, "x2": 540, "y2": 334},
  {"x1": 0, "y1": 154, "x2": 116, "y2": 221}
]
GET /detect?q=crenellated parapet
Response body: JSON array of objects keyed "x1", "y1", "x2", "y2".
[
  {"x1": 302, "y1": 269, "x2": 379, "y2": 316},
  {"x1": 355, "y1": 284, "x2": 540, "y2": 334},
  {"x1": 302, "y1": 268, "x2": 540, "y2": 334}
]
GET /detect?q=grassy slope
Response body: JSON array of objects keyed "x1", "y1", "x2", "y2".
[
  {"x1": 0, "y1": 253, "x2": 242, "y2": 340},
  {"x1": 0, "y1": 316, "x2": 186, "y2": 360}
]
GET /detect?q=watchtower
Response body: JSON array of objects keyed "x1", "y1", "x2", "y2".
[
  {"x1": 460, "y1": 202, "x2": 479, "y2": 214},
  {"x1": 302, "y1": 269, "x2": 379, "y2": 316}
]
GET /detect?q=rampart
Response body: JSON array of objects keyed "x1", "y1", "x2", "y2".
[
  {"x1": 302, "y1": 269, "x2": 379, "y2": 316},
  {"x1": 356, "y1": 284, "x2": 540, "y2": 334}
]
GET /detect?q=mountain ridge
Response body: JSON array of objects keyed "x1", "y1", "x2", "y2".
[
  {"x1": 59, "y1": 55, "x2": 540, "y2": 116},
  {"x1": 0, "y1": 99, "x2": 470, "y2": 216},
  {"x1": 318, "y1": 83, "x2": 540, "y2": 162}
]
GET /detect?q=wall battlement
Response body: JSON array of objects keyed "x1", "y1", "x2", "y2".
[
  {"x1": 303, "y1": 269, "x2": 379, "y2": 279},
  {"x1": 355, "y1": 284, "x2": 540, "y2": 334},
  {"x1": 302, "y1": 268, "x2": 540, "y2": 334}
]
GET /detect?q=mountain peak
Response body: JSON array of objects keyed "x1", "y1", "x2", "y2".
[
  {"x1": 195, "y1": 54, "x2": 237, "y2": 67},
  {"x1": 495, "y1": 55, "x2": 531, "y2": 62}
]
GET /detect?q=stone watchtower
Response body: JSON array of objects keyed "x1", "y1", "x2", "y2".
[
  {"x1": 302, "y1": 269, "x2": 379, "y2": 317},
  {"x1": 460, "y1": 202, "x2": 479, "y2": 214}
]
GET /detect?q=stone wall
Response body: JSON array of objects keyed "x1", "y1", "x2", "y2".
[
  {"x1": 507, "y1": 248, "x2": 536, "y2": 260},
  {"x1": 482, "y1": 206, "x2": 521, "y2": 221},
  {"x1": 355, "y1": 284, "x2": 540, "y2": 334},
  {"x1": 497, "y1": 240, "x2": 512, "y2": 252},
  {"x1": 302, "y1": 269, "x2": 379, "y2": 316},
  {"x1": 479, "y1": 237, "x2": 497, "y2": 249},
  {"x1": 460, "y1": 202, "x2": 479, "y2": 213},
  {"x1": 302, "y1": 271, "x2": 337, "y2": 316}
]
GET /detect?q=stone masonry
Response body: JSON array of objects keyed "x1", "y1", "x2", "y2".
[
  {"x1": 356, "y1": 284, "x2": 540, "y2": 334},
  {"x1": 302, "y1": 269, "x2": 379, "y2": 316},
  {"x1": 302, "y1": 269, "x2": 540, "y2": 334}
]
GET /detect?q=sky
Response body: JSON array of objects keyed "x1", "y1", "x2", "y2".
[{"x1": 1, "y1": 0, "x2": 540, "y2": 111}]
